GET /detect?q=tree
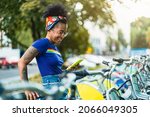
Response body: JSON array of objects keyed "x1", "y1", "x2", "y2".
[
  {"x1": 106, "y1": 36, "x2": 120, "y2": 53},
  {"x1": 0, "y1": 0, "x2": 27, "y2": 48},
  {"x1": 0, "y1": 0, "x2": 116, "y2": 58},
  {"x1": 146, "y1": 27, "x2": 150, "y2": 47},
  {"x1": 130, "y1": 17, "x2": 150, "y2": 48},
  {"x1": 118, "y1": 29, "x2": 127, "y2": 48}
]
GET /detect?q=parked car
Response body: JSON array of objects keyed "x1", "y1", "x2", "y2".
[
  {"x1": 8, "y1": 57, "x2": 18, "y2": 68},
  {"x1": 0, "y1": 57, "x2": 18, "y2": 69},
  {"x1": 0, "y1": 47, "x2": 20, "y2": 68},
  {"x1": 0, "y1": 57, "x2": 10, "y2": 69}
]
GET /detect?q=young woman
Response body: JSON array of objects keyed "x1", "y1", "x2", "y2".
[{"x1": 18, "y1": 4, "x2": 68, "y2": 100}]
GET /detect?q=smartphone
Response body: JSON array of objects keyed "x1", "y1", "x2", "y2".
[{"x1": 66, "y1": 59, "x2": 83, "y2": 71}]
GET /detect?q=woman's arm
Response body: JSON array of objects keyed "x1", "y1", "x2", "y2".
[
  {"x1": 18, "y1": 46, "x2": 39, "y2": 99},
  {"x1": 18, "y1": 46, "x2": 39, "y2": 80}
]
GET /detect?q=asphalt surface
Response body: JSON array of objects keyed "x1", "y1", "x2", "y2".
[{"x1": 0, "y1": 65, "x2": 39, "y2": 82}]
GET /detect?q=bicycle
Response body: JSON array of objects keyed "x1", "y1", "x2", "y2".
[
  {"x1": 2, "y1": 56, "x2": 150, "y2": 100},
  {"x1": 102, "y1": 57, "x2": 150, "y2": 100},
  {"x1": 0, "y1": 72, "x2": 77, "y2": 100},
  {"x1": 0, "y1": 70, "x2": 105, "y2": 100}
]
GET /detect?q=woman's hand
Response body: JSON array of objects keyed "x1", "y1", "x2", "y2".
[
  {"x1": 25, "y1": 90, "x2": 39, "y2": 100},
  {"x1": 66, "y1": 59, "x2": 83, "y2": 71}
]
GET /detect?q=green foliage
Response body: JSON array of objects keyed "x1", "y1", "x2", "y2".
[
  {"x1": 0, "y1": 0, "x2": 27, "y2": 48},
  {"x1": 106, "y1": 35, "x2": 121, "y2": 52},
  {"x1": 17, "y1": 29, "x2": 33, "y2": 47},
  {"x1": 0, "y1": 0, "x2": 115, "y2": 56},
  {"x1": 118, "y1": 29, "x2": 128, "y2": 48},
  {"x1": 130, "y1": 17, "x2": 150, "y2": 48},
  {"x1": 146, "y1": 27, "x2": 150, "y2": 47}
]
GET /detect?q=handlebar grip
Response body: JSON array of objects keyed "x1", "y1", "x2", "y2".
[
  {"x1": 102, "y1": 60, "x2": 110, "y2": 66},
  {"x1": 112, "y1": 58, "x2": 130, "y2": 63},
  {"x1": 140, "y1": 55, "x2": 147, "y2": 58},
  {"x1": 102, "y1": 68, "x2": 111, "y2": 72},
  {"x1": 113, "y1": 58, "x2": 124, "y2": 63}
]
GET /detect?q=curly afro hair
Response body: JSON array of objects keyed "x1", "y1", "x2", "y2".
[{"x1": 43, "y1": 3, "x2": 68, "y2": 19}]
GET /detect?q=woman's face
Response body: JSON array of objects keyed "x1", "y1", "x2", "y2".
[{"x1": 49, "y1": 22, "x2": 67, "y2": 45}]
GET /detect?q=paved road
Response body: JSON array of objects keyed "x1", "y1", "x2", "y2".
[{"x1": 0, "y1": 65, "x2": 39, "y2": 82}]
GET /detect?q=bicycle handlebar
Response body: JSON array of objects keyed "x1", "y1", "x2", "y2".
[
  {"x1": 1, "y1": 69, "x2": 106, "y2": 99},
  {"x1": 0, "y1": 73, "x2": 77, "y2": 100},
  {"x1": 102, "y1": 60, "x2": 111, "y2": 66},
  {"x1": 112, "y1": 58, "x2": 130, "y2": 63},
  {"x1": 0, "y1": 82, "x2": 58, "y2": 96},
  {"x1": 71, "y1": 69, "x2": 107, "y2": 78}
]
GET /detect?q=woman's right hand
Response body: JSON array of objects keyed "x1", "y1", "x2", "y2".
[{"x1": 25, "y1": 90, "x2": 39, "y2": 100}]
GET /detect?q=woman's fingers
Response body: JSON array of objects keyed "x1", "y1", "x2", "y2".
[
  {"x1": 31, "y1": 92, "x2": 37, "y2": 100},
  {"x1": 25, "y1": 90, "x2": 39, "y2": 100},
  {"x1": 34, "y1": 91, "x2": 40, "y2": 98}
]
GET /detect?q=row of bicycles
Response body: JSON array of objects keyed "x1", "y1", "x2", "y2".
[{"x1": 1, "y1": 55, "x2": 150, "y2": 100}]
